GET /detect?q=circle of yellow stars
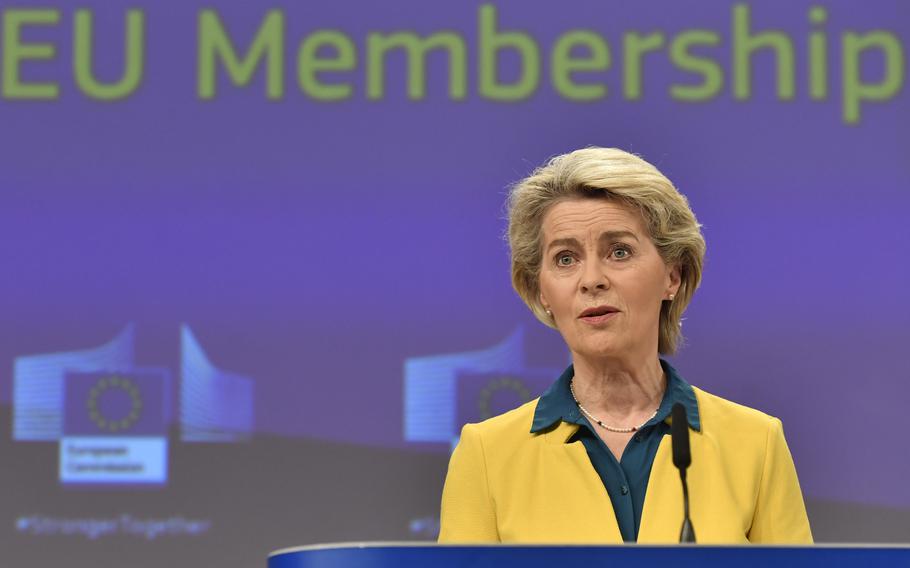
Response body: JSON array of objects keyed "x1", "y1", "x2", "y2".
[
  {"x1": 477, "y1": 376, "x2": 531, "y2": 420},
  {"x1": 86, "y1": 376, "x2": 143, "y2": 433}
]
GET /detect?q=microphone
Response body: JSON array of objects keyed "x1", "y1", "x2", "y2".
[{"x1": 671, "y1": 402, "x2": 696, "y2": 543}]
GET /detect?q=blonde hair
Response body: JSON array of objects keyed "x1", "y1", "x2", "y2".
[{"x1": 506, "y1": 147, "x2": 706, "y2": 354}]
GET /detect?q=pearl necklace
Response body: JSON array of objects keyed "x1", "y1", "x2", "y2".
[{"x1": 569, "y1": 377, "x2": 659, "y2": 433}]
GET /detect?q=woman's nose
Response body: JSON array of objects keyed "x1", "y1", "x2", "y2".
[{"x1": 580, "y1": 263, "x2": 610, "y2": 293}]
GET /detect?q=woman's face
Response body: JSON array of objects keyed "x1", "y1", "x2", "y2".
[{"x1": 538, "y1": 197, "x2": 680, "y2": 362}]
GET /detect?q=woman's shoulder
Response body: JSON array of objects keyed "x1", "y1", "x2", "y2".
[
  {"x1": 459, "y1": 398, "x2": 540, "y2": 446},
  {"x1": 692, "y1": 386, "x2": 783, "y2": 438}
]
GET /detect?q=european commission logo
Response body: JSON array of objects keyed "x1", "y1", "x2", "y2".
[
  {"x1": 12, "y1": 324, "x2": 254, "y2": 488},
  {"x1": 78, "y1": 374, "x2": 159, "y2": 435},
  {"x1": 456, "y1": 373, "x2": 538, "y2": 424},
  {"x1": 403, "y1": 327, "x2": 561, "y2": 448},
  {"x1": 60, "y1": 371, "x2": 169, "y2": 485},
  {"x1": 86, "y1": 376, "x2": 144, "y2": 433}
]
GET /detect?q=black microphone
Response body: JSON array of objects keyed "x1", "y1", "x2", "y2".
[{"x1": 671, "y1": 402, "x2": 696, "y2": 543}]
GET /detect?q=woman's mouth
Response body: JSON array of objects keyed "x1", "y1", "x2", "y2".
[{"x1": 578, "y1": 306, "x2": 620, "y2": 324}]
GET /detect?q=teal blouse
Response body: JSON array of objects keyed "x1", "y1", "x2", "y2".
[{"x1": 530, "y1": 359, "x2": 701, "y2": 542}]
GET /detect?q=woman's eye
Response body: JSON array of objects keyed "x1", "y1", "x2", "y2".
[
  {"x1": 556, "y1": 253, "x2": 575, "y2": 266},
  {"x1": 611, "y1": 246, "x2": 632, "y2": 260}
]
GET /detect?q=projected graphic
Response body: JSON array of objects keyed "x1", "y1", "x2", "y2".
[
  {"x1": 13, "y1": 325, "x2": 136, "y2": 441},
  {"x1": 404, "y1": 328, "x2": 562, "y2": 446},
  {"x1": 455, "y1": 370, "x2": 555, "y2": 425},
  {"x1": 60, "y1": 370, "x2": 170, "y2": 485},
  {"x1": 11, "y1": 324, "x2": 254, "y2": 487},
  {"x1": 180, "y1": 325, "x2": 254, "y2": 442}
]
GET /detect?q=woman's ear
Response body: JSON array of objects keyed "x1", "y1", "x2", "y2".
[{"x1": 667, "y1": 263, "x2": 682, "y2": 297}]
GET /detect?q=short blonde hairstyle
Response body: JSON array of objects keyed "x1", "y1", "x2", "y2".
[{"x1": 506, "y1": 147, "x2": 706, "y2": 354}]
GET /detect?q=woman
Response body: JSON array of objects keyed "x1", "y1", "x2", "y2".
[{"x1": 438, "y1": 148, "x2": 812, "y2": 544}]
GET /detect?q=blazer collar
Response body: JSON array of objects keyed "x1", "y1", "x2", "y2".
[{"x1": 530, "y1": 358, "x2": 701, "y2": 437}]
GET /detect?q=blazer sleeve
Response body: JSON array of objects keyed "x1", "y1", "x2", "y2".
[
  {"x1": 747, "y1": 417, "x2": 813, "y2": 543},
  {"x1": 437, "y1": 423, "x2": 500, "y2": 543}
]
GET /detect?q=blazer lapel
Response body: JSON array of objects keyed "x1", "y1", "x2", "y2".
[{"x1": 535, "y1": 421, "x2": 623, "y2": 543}]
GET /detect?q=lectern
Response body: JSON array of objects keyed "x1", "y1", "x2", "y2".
[{"x1": 268, "y1": 542, "x2": 910, "y2": 568}]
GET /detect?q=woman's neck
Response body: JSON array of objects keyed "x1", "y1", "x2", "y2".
[{"x1": 570, "y1": 355, "x2": 666, "y2": 419}]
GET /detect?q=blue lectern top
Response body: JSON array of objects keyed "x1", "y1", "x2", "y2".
[{"x1": 268, "y1": 542, "x2": 910, "y2": 568}]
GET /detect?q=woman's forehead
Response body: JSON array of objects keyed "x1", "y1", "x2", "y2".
[{"x1": 542, "y1": 198, "x2": 647, "y2": 241}]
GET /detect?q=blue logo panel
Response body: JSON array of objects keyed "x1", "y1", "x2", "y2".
[
  {"x1": 60, "y1": 370, "x2": 170, "y2": 485},
  {"x1": 455, "y1": 370, "x2": 555, "y2": 426},
  {"x1": 180, "y1": 325, "x2": 254, "y2": 442},
  {"x1": 59, "y1": 437, "x2": 168, "y2": 485},
  {"x1": 403, "y1": 327, "x2": 563, "y2": 446},
  {"x1": 13, "y1": 325, "x2": 135, "y2": 441}
]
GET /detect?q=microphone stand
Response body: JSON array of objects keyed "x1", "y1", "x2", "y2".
[
  {"x1": 678, "y1": 465, "x2": 696, "y2": 542},
  {"x1": 671, "y1": 403, "x2": 696, "y2": 543}
]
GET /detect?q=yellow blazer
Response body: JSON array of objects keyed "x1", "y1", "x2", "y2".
[{"x1": 439, "y1": 386, "x2": 812, "y2": 544}]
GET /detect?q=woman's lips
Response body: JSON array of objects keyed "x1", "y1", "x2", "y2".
[{"x1": 579, "y1": 311, "x2": 619, "y2": 325}]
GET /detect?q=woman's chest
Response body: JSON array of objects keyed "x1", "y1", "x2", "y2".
[{"x1": 488, "y1": 440, "x2": 755, "y2": 544}]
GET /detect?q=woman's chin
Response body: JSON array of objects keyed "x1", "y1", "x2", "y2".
[{"x1": 571, "y1": 339, "x2": 625, "y2": 361}]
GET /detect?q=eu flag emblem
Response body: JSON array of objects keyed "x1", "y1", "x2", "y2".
[
  {"x1": 455, "y1": 369, "x2": 555, "y2": 427},
  {"x1": 60, "y1": 369, "x2": 169, "y2": 485},
  {"x1": 64, "y1": 371, "x2": 166, "y2": 436}
]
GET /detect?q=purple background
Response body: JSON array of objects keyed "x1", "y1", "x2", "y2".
[{"x1": 1, "y1": 0, "x2": 908, "y2": 553}]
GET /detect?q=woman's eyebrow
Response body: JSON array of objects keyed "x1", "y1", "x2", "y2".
[
  {"x1": 599, "y1": 230, "x2": 640, "y2": 243},
  {"x1": 546, "y1": 231, "x2": 639, "y2": 251},
  {"x1": 546, "y1": 237, "x2": 581, "y2": 251}
]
